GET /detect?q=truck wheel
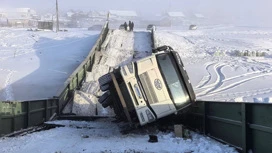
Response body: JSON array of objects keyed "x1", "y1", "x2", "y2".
[
  {"x1": 98, "y1": 73, "x2": 112, "y2": 86},
  {"x1": 100, "y1": 84, "x2": 110, "y2": 91},
  {"x1": 101, "y1": 96, "x2": 113, "y2": 108},
  {"x1": 98, "y1": 91, "x2": 110, "y2": 104}
]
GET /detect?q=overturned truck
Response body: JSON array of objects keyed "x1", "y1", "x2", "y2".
[{"x1": 98, "y1": 46, "x2": 196, "y2": 126}]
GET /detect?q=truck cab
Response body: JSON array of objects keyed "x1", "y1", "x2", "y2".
[{"x1": 98, "y1": 46, "x2": 195, "y2": 126}]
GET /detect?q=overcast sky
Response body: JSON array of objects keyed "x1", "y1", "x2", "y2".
[{"x1": 1, "y1": 0, "x2": 272, "y2": 26}]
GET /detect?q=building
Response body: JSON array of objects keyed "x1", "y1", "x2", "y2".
[
  {"x1": 108, "y1": 10, "x2": 138, "y2": 28},
  {"x1": 109, "y1": 10, "x2": 137, "y2": 21},
  {"x1": 0, "y1": 8, "x2": 37, "y2": 27},
  {"x1": 160, "y1": 11, "x2": 185, "y2": 26}
]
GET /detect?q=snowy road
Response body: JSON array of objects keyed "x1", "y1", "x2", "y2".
[
  {"x1": 0, "y1": 119, "x2": 237, "y2": 153},
  {"x1": 0, "y1": 28, "x2": 99, "y2": 101},
  {"x1": 156, "y1": 26, "x2": 272, "y2": 102}
]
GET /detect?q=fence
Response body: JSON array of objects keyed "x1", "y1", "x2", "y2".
[
  {"x1": 38, "y1": 21, "x2": 53, "y2": 30},
  {"x1": 179, "y1": 101, "x2": 272, "y2": 153},
  {"x1": 0, "y1": 99, "x2": 58, "y2": 136}
]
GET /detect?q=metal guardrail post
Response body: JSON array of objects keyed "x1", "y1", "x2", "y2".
[
  {"x1": 12, "y1": 104, "x2": 15, "y2": 132},
  {"x1": 203, "y1": 102, "x2": 207, "y2": 135},
  {"x1": 76, "y1": 73, "x2": 79, "y2": 89},
  {"x1": 241, "y1": 103, "x2": 247, "y2": 153},
  {"x1": 0, "y1": 102, "x2": 2, "y2": 135},
  {"x1": 27, "y1": 101, "x2": 30, "y2": 127},
  {"x1": 45, "y1": 100, "x2": 48, "y2": 121}
]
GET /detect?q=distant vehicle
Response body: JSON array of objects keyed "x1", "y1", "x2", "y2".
[
  {"x1": 88, "y1": 25, "x2": 103, "y2": 31},
  {"x1": 189, "y1": 25, "x2": 197, "y2": 30},
  {"x1": 147, "y1": 24, "x2": 156, "y2": 31},
  {"x1": 119, "y1": 24, "x2": 126, "y2": 30},
  {"x1": 98, "y1": 45, "x2": 196, "y2": 126}
]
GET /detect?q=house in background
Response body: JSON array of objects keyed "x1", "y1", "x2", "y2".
[
  {"x1": 160, "y1": 12, "x2": 185, "y2": 26},
  {"x1": 108, "y1": 10, "x2": 138, "y2": 28},
  {"x1": 0, "y1": 8, "x2": 37, "y2": 27},
  {"x1": 87, "y1": 10, "x2": 107, "y2": 26},
  {"x1": 193, "y1": 13, "x2": 207, "y2": 25},
  {"x1": 109, "y1": 10, "x2": 137, "y2": 21}
]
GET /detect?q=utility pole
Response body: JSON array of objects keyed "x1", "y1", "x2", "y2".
[
  {"x1": 107, "y1": 12, "x2": 110, "y2": 22},
  {"x1": 56, "y1": 0, "x2": 59, "y2": 32}
]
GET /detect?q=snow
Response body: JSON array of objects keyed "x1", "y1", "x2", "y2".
[
  {"x1": 155, "y1": 25, "x2": 272, "y2": 102},
  {"x1": 0, "y1": 28, "x2": 99, "y2": 101},
  {"x1": 0, "y1": 119, "x2": 237, "y2": 153},
  {"x1": 1, "y1": 24, "x2": 272, "y2": 152}
]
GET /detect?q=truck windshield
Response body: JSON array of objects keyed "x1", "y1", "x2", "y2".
[{"x1": 156, "y1": 53, "x2": 190, "y2": 109}]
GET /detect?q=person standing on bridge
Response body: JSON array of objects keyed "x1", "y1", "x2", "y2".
[
  {"x1": 124, "y1": 22, "x2": 128, "y2": 31},
  {"x1": 131, "y1": 21, "x2": 134, "y2": 31},
  {"x1": 128, "y1": 21, "x2": 132, "y2": 31}
]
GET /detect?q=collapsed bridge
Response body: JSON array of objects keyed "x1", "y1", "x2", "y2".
[{"x1": 0, "y1": 22, "x2": 271, "y2": 153}]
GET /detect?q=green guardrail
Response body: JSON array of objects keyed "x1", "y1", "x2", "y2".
[
  {"x1": 56, "y1": 21, "x2": 110, "y2": 113},
  {"x1": 0, "y1": 99, "x2": 58, "y2": 136},
  {"x1": 178, "y1": 101, "x2": 272, "y2": 153}
]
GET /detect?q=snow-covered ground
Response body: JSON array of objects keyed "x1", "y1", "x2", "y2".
[
  {"x1": 0, "y1": 119, "x2": 237, "y2": 153},
  {"x1": 0, "y1": 28, "x2": 99, "y2": 101},
  {"x1": 155, "y1": 25, "x2": 272, "y2": 102}
]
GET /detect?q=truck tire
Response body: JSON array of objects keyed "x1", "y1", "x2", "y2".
[
  {"x1": 101, "y1": 96, "x2": 113, "y2": 108},
  {"x1": 98, "y1": 73, "x2": 112, "y2": 86},
  {"x1": 98, "y1": 91, "x2": 110, "y2": 104},
  {"x1": 100, "y1": 84, "x2": 110, "y2": 91}
]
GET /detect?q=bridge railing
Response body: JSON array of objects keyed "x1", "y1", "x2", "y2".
[{"x1": 178, "y1": 101, "x2": 272, "y2": 153}]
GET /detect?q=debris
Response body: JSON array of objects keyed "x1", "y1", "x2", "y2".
[
  {"x1": 148, "y1": 135, "x2": 158, "y2": 143},
  {"x1": 174, "y1": 124, "x2": 191, "y2": 139},
  {"x1": 81, "y1": 135, "x2": 89, "y2": 138},
  {"x1": 174, "y1": 124, "x2": 184, "y2": 137}
]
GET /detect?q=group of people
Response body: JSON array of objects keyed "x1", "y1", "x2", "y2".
[{"x1": 124, "y1": 21, "x2": 134, "y2": 31}]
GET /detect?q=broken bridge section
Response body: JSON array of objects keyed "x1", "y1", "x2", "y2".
[{"x1": 65, "y1": 29, "x2": 153, "y2": 116}]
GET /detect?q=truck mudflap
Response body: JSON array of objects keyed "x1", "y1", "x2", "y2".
[{"x1": 110, "y1": 72, "x2": 132, "y2": 123}]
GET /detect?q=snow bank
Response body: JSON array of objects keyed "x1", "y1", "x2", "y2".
[{"x1": 0, "y1": 119, "x2": 237, "y2": 153}]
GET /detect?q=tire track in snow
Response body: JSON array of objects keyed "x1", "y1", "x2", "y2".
[
  {"x1": 197, "y1": 64, "x2": 226, "y2": 97},
  {"x1": 200, "y1": 87, "x2": 272, "y2": 102},
  {"x1": 199, "y1": 72, "x2": 272, "y2": 98},
  {"x1": 196, "y1": 63, "x2": 226, "y2": 90},
  {"x1": 195, "y1": 62, "x2": 216, "y2": 88},
  {"x1": 223, "y1": 70, "x2": 263, "y2": 82}
]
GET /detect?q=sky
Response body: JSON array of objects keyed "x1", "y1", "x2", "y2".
[{"x1": 0, "y1": 0, "x2": 272, "y2": 26}]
